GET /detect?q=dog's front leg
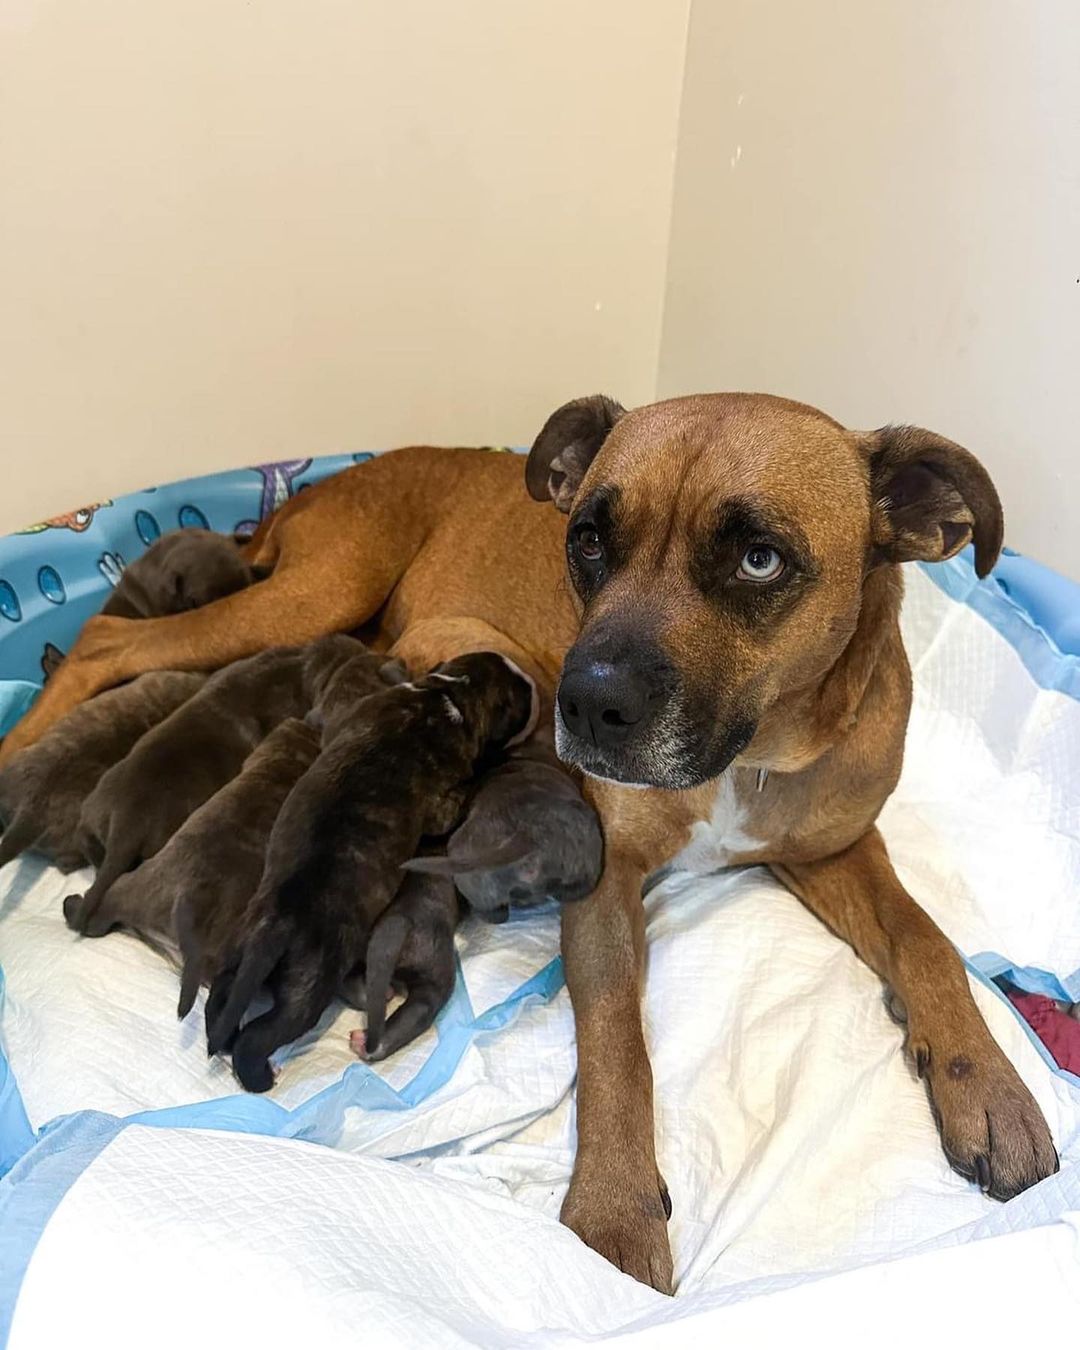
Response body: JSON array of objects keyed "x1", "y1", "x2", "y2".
[
  {"x1": 775, "y1": 827, "x2": 1058, "y2": 1199},
  {"x1": 560, "y1": 849, "x2": 673, "y2": 1294}
]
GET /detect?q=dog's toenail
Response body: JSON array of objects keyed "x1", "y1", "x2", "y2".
[
  {"x1": 975, "y1": 1154, "x2": 992, "y2": 1191},
  {"x1": 914, "y1": 1045, "x2": 930, "y2": 1078}
]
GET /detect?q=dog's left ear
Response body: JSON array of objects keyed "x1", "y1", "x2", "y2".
[
  {"x1": 526, "y1": 395, "x2": 625, "y2": 512},
  {"x1": 864, "y1": 425, "x2": 1004, "y2": 578}
]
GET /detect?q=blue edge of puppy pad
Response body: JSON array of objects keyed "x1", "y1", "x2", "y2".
[{"x1": 0, "y1": 450, "x2": 1078, "y2": 1331}]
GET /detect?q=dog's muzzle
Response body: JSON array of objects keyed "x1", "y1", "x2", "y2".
[{"x1": 554, "y1": 646, "x2": 756, "y2": 789}]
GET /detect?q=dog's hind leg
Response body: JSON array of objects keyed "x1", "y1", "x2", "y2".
[
  {"x1": 0, "y1": 815, "x2": 37, "y2": 868},
  {"x1": 63, "y1": 843, "x2": 140, "y2": 935},
  {"x1": 229, "y1": 974, "x2": 327, "y2": 1093},
  {"x1": 774, "y1": 827, "x2": 1059, "y2": 1202},
  {"x1": 361, "y1": 912, "x2": 411, "y2": 1056},
  {"x1": 356, "y1": 977, "x2": 448, "y2": 1062},
  {"x1": 204, "y1": 965, "x2": 239, "y2": 1045},
  {"x1": 1, "y1": 467, "x2": 433, "y2": 762}
]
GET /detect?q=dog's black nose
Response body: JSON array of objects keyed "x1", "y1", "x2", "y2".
[{"x1": 557, "y1": 661, "x2": 659, "y2": 750}]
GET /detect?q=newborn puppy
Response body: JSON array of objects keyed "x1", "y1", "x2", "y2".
[
  {"x1": 102, "y1": 528, "x2": 261, "y2": 620},
  {"x1": 62, "y1": 720, "x2": 321, "y2": 1024},
  {"x1": 0, "y1": 671, "x2": 206, "y2": 871},
  {"x1": 68, "y1": 633, "x2": 398, "y2": 924},
  {"x1": 206, "y1": 651, "x2": 536, "y2": 1092},
  {"x1": 67, "y1": 646, "x2": 313, "y2": 923},
  {"x1": 403, "y1": 746, "x2": 603, "y2": 920},
  {"x1": 302, "y1": 634, "x2": 408, "y2": 735},
  {"x1": 349, "y1": 870, "x2": 459, "y2": 1063}
]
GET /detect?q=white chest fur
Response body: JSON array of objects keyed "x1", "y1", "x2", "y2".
[{"x1": 668, "y1": 772, "x2": 765, "y2": 875}]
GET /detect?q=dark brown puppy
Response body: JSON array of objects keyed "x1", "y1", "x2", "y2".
[
  {"x1": 101, "y1": 527, "x2": 261, "y2": 620},
  {"x1": 62, "y1": 719, "x2": 322, "y2": 1019},
  {"x1": 68, "y1": 646, "x2": 311, "y2": 921},
  {"x1": 0, "y1": 671, "x2": 206, "y2": 871},
  {"x1": 349, "y1": 870, "x2": 460, "y2": 1062},
  {"x1": 68, "y1": 634, "x2": 396, "y2": 926},
  {"x1": 403, "y1": 744, "x2": 603, "y2": 922},
  {"x1": 39, "y1": 529, "x2": 261, "y2": 682},
  {"x1": 206, "y1": 651, "x2": 536, "y2": 1092},
  {"x1": 302, "y1": 633, "x2": 409, "y2": 735}
]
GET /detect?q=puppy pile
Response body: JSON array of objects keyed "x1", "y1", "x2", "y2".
[{"x1": 0, "y1": 529, "x2": 603, "y2": 1090}]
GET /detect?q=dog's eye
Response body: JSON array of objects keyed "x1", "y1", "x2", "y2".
[
  {"x1": 736, "y1": 545, "x2": 784, "y2": 583},
  {"x1": 574, "y1": 526, "x2": 604, "y2": 563}
]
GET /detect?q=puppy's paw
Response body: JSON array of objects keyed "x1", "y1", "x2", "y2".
[
  {"x1": 63, "y1": 892, "x2": 97, "y2": 935},
  {"x1": 231, "y1": 1050, "x2": 276, "y2": 1094},
  {"x1": 349, "y1": 1027, "x2": 389, "y2": 1062}
]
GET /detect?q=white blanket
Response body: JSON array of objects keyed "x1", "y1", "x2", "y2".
[{"x1": 2, "y1": 557, "x2": 1079, "y2": 1346}]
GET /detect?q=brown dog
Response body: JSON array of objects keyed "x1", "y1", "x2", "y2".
[
  {"x1": 0, "y1": 671, "x2": 205, "y2": 871},
  {"x1": 2, "y1": 397, "x2": 1057, "y2": 1293}
]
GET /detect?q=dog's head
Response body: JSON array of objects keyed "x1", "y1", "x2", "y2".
[{"x1": 528, "y1": 392, "x2": 1002, "y2": 790}]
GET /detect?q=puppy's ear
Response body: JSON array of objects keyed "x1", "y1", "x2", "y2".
[
  {"x1": 526, "y1": 395, "x2": 625, "y2": 513},
  {"x1": 864, "y1": 425, "x2": 1004, "y2": 578}
]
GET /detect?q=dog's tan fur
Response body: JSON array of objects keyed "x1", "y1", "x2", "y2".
[{"x1": 0, "y1": 394, "x2": 1056, "y2": 1293}]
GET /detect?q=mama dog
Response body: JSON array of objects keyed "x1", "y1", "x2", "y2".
[{"x1": 4, "y1": 394, "x2": 1057, "y2": 1292}]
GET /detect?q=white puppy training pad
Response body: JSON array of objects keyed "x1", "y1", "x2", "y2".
[{"x1": 2, "y1": 554, "x2": 1079, "y2": 1346}]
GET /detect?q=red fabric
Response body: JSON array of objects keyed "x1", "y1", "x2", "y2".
[{"x1": 1008, "y1": 991, "x2": 1080, "y2": 1074}]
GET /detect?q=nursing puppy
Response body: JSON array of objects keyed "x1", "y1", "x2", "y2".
[
  {"x1": 349, "y1": 870, "x2": 460, "y2": 1062},
  {"x1": 40, "y1": 530, "x2": 260, "y2": 683},
  {"x1": 0, "y1": 671, "x2": 205, "y2": 871},
  {"x1": 302, "y1": 633, "x2": 409, "y2": 734},
  {"x1": 102, "y1": 527, "x2": 261, "y2": 621},
  {"x1": 206, "y1": 651, "x2": 536, "y2": 1092},
  {"x1": 68, "y1": 646, "x2": 312, "y2": 921},
  {"x1": 62, "y1": 720, "x2": 321, "y2": 1021},
  {"x1": 403, "y1": 746, "x2": 603, "y2": 922},
  {"x1": 69, "y1": 635, "x2": 397, "y2": 925}
]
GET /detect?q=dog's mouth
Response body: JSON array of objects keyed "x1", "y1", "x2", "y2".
[{"x1": 554, "y1": 702, "x2": 756, "y2": 792}]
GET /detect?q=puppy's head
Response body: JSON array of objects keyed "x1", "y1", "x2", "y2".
[
  {"x1": 528, "y1": 393, "x2": 1002, "y2": 790},
  {"x1": 144, "y1": 528, "x2": 257, "y2": 613},
  {"x1": 428, "y1": 653, "x2": 538, "y2": 750},
  {"x1": 304, "y1": 637, "x2": 407, "y2": 737}
]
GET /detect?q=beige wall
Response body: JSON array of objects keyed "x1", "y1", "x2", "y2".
[
  {"x1": 4, "y1": 1, "x2": 1076, "y2": 578},
  {"x1": 660, "y1": 0, "x2": 1080, "y2": 576},
  {"x1": 0, "y1": 0, "x2": 689, "y2": 533}
]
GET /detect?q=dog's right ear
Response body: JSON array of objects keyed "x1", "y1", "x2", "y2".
[{"x1": 526, "y1": 395, "x2": 625, "y2": 512}]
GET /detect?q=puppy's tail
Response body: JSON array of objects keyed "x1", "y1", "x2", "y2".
[
  {"x1": 362, "y1": 913, "x2": 411, "y2": 1058},
  {"x1": 0, "y1": 814, "x2": 36, "y2": 869},
  {"x1": 401, "y1": 831, "x2": 532, "y2": 880},
  {"x1": 175, "y1": 897, "x2": 202, "y2": 1020},
  {"x1": 205, "y1": 909, "x2": 288, "y2": 1057}
]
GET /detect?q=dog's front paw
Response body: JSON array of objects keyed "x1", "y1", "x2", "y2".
[
  {"x1": 561, "y1": 1171, "x2": 674, "y2": 1294},
  {"x1": 915, "y1": 1034, "x2": 1059, "y2": 1200}
]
